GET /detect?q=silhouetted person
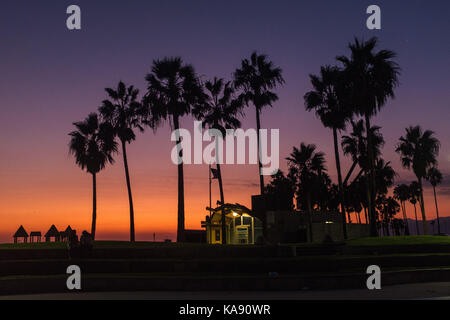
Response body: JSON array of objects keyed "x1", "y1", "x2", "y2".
[
  {"x1": 80, "y1": 231, "x2": 93, "y2": 258},
  {"x1": 67, "y1": 230, "x2": 80, "y2": 260}
]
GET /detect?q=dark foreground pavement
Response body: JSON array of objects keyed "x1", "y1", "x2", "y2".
[{"x1": 1, "y1": 282, "x2": 450, "y2": 300}]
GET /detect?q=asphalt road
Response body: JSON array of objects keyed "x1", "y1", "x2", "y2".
[{"x1": 1, "y1": 282, "x2": 450, "y2": 300}]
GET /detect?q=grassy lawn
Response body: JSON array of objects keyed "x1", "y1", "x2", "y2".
[
  {"x1": 0, "y1": 241, "x2": 211, "y2": 250},
  {"x1": 345, "y1": 236, "x2": 450, "y2": 246},
  {"x1": 0, "y1": 242, "x2": 67, "y2": 250},
  {"x1": 1, "y1": 236, "x2": 450, "y2": 250}
]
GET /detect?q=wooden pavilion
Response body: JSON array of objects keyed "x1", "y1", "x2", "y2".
[
  {"x1": 45, "y1": 225, "x2": 60, "y2": 242},
  {"x1": 30, "y1": 231, "x2": 42, "y2": 243},
  {"x1": 13, "y1": 225, "x2": 29, "y2": 244}
]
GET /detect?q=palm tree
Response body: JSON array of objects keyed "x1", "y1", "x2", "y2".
[
  {"x1": 194, "y1": 77, "x2": 242, "y2": 205},
  {"x1": 426, "y1": 167, "x2": 443, "y2": 234},
  {"x1": 69, "y1": 113, "x2": 117, "y2": 240},
  {"x1": 393, "y1": 184, "x2": 411, "y2": 235},
  {"x1": 234, "y1": 51, "x2": 284, "y2": 194},
  {"x1": 194, "y1": 77, "x2": 243, "y2": 244},
  {"x1": 396, "y1": 126, "x2": 440, "y2": 235},
  {"x1": 376, "y1": 196, "x2": 400, "y2": 236},
  {"x1": 341, "y1": 120, "x2": 385, "y2": 186},
  {"x1": 346, "y1": 181, "x2": 364, "y2": 224},
  {"x1": 409, "y1": 181, "x2": 421, "y2": 235},
  {"x1": 287, "y1": 143, "x2": 327, "y2": 242},
  {"x1": 99, "y1": 81, "x2": 144, "y2": 242},
  {"x1": 144, "y1": 57, "x2": 205, "y2": 242},
  {"x1": 341, "y1": 119, "x2": 384, "y2": 230},
  {"x1": 337, "y1": 37, "x2": 400, "y2": 237},
  {"x1": 374, "y1": 159, "x2": 396, "y2": 196},
  {"x1": 304, "y1": 65, "x2": 352, "y2": 239}
]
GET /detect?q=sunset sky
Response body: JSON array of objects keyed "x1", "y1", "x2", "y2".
[{"x1": 0, "y1": 0, "x2": 449, "y2": 243}]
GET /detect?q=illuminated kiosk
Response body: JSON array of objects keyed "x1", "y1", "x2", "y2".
[{"x1": 202, "y1": 203, "x2": 263, "y2": 245}]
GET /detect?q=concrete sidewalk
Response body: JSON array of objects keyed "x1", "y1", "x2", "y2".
[{"x1": 1, "y1": 282, "x2": 450, "y2": 300}]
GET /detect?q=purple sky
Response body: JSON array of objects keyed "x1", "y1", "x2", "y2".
[{"x1": 0, "y1": 0, "x2": 449, "y2": 242}]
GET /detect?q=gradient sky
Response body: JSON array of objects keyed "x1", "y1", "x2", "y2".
[{"x1": 1, "y1": 0, "x2": 449, "y2": 242}]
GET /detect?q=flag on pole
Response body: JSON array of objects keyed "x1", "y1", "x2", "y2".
[{"x1": 210, "y1": 167, "x2": 219, "y2": 179}]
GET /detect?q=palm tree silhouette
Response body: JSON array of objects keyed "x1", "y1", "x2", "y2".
[
  {"x1": 346, "y1": 177, "x2": 368, "y2": 223},
  {"x1": 287, "y1": 143, "x2": 327, "y2": 242},
  {"x1": 144, "y1": 57, "x2": 205, "y2": 242},
  {"x1": 396, "y1": 125, "x2": 440, "y2": 235},
  {"x1": 99, "y1": 81, "x2": 144, "y2": 242},
  {"x1": 376, "y1": 196, "x2": 400, "y2": 236},
  {"x1": 193, "y1": 77, "x2": 243, "y2": 245},
  {"x1": 408, "y1": 181, "x2": 421, "y2": 235},
  {"x1": 304, "y1": 65, "x2": 352, "y2": 239},
  {"x1": 393, "y1": 184, "x2": 411, "y2": 235},
  {"x1": 69, "y1": 113, "x2": 117, "y2": 240},
  {"x1": 374, "y1": 159, "x2": 396, "y2": 196},
  {"x1": 341, "y1": 120, "x2": 384, "y2": 187},
  {"x1": 341, "y1": 119, "x2": 384, "y2": 229},
  {"x1": 337, "y1": 37, "x2": 400, "y2": 237},
  {"x1": 234, "y1": 51, "x2": 284, "y2": 194},
  {"x1": 426, "y1": 167, "x2": 443, "y2": 234}
]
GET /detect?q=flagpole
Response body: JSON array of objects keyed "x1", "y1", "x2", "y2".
[
  {"x1": 209, "y1": 164, "x2": 212, "y2": 218},
  {"x1": 209, "y1": 164, "x2": 212, "y2": 244}
]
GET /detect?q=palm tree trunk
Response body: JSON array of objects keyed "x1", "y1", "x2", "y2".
[
  {"x1": 357, "y1": 211, "x2": 362, "y2": 224},
  {"x1": 401, "y1": 202, "x2": 410, "y2": 235},
  {"x1": 217, "y1": 163, "x2": 226, "y2": 245},
  {"x1": 413, "y1": 203, "x2": 419, "y2": 235},
  {"x1": 418, "y1": 178, "x2": 428, "y2": 235},
  {"x1": 365, "y1": 171, "x2": 375, "y2": 234},
  {"x1": 343, "y1": 160, "x2": 358, "y2": 186},
  {"x1": 433, "y1": 186, "x2": 441, "y2": 234},
  {"x1": 91, "y1": 173, "x2": 97, "y2": 240},
  {"x1": 122, "y1": 141, "x2": 135, "y2": 242},
  {"x1": 364, "y1": 206, "x2": 368, "y2": 224},
  {"x1": 307, "y1": 193, "x2": 314, "y2": 242},
  {"x1": 255, "y1": 107, "x2": 264, "y2": 195},
  {"x1": 332, "y1": 128, "x2": 348, "y2": 239},
  {"x1": 364, "y1": 114, "x2": 378, "y2": 237},
  {"x1": 173, "y1": 116, "x2": 185, "y2": 242}
]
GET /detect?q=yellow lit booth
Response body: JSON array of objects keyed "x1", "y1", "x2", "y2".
[{"x1": 202, "y1": 203, "x2": 263, "y2": 245}]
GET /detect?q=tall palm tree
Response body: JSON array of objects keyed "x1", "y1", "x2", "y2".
[
  {"x1": 304, "y1": 65, "x2": 352, "y2": 239},
  {"x1": 408, "y1": 181, "x2": 421, "y2": 235},
  {"x1": 337, "y1": 37, "x2": 400, "y2": 237},
  {"x1": 393, "y1": 184, "x2": 411, "y2": 235},
  {"x1": 144, "y1": 57, "x2": 205, "y2": 242},
  {"x1": 287, "y1": 143, "x2": 327, "y2": 242},
  {"x1": 69, "y1": 113, "x2": 117, "y2": 240},
  {"x1": 426, "y1": 167, "x2": 443, "y2": 234},
  {"x1": 234, "y1": 51, "x2": 284, "y2": 194},
  {"x1": 99, "y1": 81, "x2": 144, "y2": 242},
  {"x1": 396, "y1": 125, "x2": 440, "y2": 235},
  {"x1": 194, "y1": 77, "x2": 243, "y2": 244}
]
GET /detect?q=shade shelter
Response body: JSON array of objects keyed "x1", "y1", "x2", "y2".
[
  {"x1": 60, "y1": 226, "x2": 75, "y2": 242},
  {"x1": 30, "y1": 232, "x2": 42, "y2": 243},
  {"x1": 45, "y1": 225, "x2": 60, "y2": 242},
  {"x1": 13, "y1": 225, "x2": 29, "y2": 244},
  {"x1": 202, "y1": 203, "x2": 263, "y2": 245}
]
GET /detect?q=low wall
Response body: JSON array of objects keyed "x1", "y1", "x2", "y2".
[{"x1": 311, "y1": 223, "x2": 370, "y2": 242}]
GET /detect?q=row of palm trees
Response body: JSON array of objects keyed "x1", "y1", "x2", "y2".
[
  {"x1": 301, "y1": 37, "x2": 443, "y2": 238},
  {"x1": 69, "y1": 36, "x2": 443, "y2": 242},
  {"x1": 69, "y1": 54, "x2": 283, "y2": 242},
  {"x1": 279, "y1": 123, "x2": 442, "y2": 241}
]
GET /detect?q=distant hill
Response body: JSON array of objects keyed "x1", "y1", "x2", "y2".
[{"x1": 405, "y1": 216, "x2": 450, "y2": 235}]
